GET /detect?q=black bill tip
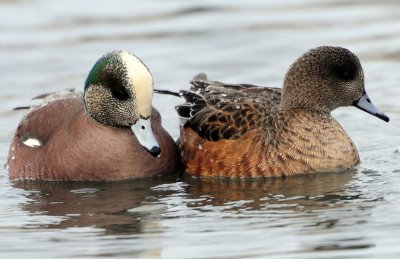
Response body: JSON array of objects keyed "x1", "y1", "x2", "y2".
[
  {"x1": 353, "y1": 93, "x2": 389, "y2": 123},
  {"x1": 147, "y1": 146, "x2": 161, "y2": 157}
]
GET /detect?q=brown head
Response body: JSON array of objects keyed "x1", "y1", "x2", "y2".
[
  {"x1": 84, "y1": 50, "x2": 162, "y2": 156},
  {"x1": 280, "y1": 46, "x2": 389, "y2": 122}
]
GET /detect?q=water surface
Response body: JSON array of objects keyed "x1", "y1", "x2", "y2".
[{"x1": 1, "y1": 0, "x2": 400, "y2": 258}]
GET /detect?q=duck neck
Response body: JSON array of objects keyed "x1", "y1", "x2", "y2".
[
  {"x1": 279, "y1": 74, "x2": 333, "y2": 116},
  {"x1": 279, "y1": 95, "x2": 331, "y2": 116}
]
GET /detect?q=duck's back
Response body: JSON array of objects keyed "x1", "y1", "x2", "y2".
[
  {"x1": 8, "y1": 96, "x2": 179, "y2": 181},
  {"x1": 177, "y1": 79, "x2": 282, "y2": 141}
]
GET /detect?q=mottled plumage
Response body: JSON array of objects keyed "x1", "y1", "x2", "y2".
[{"x1": 176, "y1": 46, "x2": 389, "y2": 178}]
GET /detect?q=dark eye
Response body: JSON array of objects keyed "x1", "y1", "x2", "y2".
[
  {"x1": 337, "y1": 70, "x2": 355, "y2": 81},
  {"x1": 331, "y1": 62, "x2": 357, "y2": 81},
  {"x1": 108, "y1": 77, "x2": 130, "y2": 101},
  {"x1": 111, "y1": 87, "x2": 130, "y2": 101}
]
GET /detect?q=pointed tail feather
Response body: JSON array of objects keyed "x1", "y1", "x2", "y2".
[
  {"x1": 13, "y1": 106, "x2": 31, "y2": 110},
  {"x1": 153, "y1": 89, "x2": 181, "y2": 97}
]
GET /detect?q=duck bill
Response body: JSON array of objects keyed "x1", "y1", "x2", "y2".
[
  {"x1": 353, "y1": 93, "x2": 389, "y2": 122},
  {"x1": 131, "y1": 118, "x2": 161, "y2": 157}
]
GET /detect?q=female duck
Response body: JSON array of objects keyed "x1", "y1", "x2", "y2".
[
  {"x1": 175, "y1": 46, "x2": 389, "y2": 178},
  {"x1": 8, "y1": 50, "x2": 179, "y2": 181}
]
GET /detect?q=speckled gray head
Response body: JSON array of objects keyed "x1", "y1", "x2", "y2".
[
  {"x1": 281, "y1": 46, "x2": 389, "y2": 122},
  {"x1": 84, "y1": 50, "x2": 161, "y2": 156}
]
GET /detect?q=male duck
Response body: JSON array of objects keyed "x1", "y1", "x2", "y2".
[
  {"x1": 8, "y1": 50, "x2": 179, "y2": 181},
  {"x1": 175, "y1": 46, "x2": 389, "y2": 178}
]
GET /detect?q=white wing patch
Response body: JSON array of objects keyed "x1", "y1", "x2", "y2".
[
  {"x1": 120, "y1": 51, "x2": 153, "y2": 118},
  {"x1": 22, "y1": 138, "x2": 42, "y2": 148}
]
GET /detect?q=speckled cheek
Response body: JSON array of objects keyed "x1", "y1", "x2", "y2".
[{"x1": 84, "y1": 85, "x2": 105, "y2": 118}]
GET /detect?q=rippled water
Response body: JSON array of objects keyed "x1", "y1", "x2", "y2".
[{"x1": 1, "y1": 0, "x2": 400, "y2": 258}]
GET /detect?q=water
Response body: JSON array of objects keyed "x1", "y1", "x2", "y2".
[{"x1": 1, "y1": 0, "x2": 400, "y2": 258}]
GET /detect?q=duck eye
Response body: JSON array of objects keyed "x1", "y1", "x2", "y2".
[
  {"x1": 338, "y1": 70, "x2": 355, "y2": 81},
  {"x1": 108, "y1": 77, "x2": 130, "y2": 101},
  {"x1": 331, "y1": 63, "x2": 357, "y2": 81},
  {"x1": 111, "y1": 87, "x2": 130, "y2": 101},
  {"x1": 342, "y1": 71, "x2": 350, "y2": 78}
]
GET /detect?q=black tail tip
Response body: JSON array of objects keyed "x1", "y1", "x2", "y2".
[{"x1": 153, "y1": 89, "x2": 180, "y2": 97}]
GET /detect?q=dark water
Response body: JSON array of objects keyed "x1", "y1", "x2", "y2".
[{"x1": 1, "y1": 0, "x2": 400, "y2": 258}]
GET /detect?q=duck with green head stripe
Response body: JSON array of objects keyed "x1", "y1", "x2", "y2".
[
  {"x1": 84, "y1": 51, "x2": 160, "y2": 155},
  {"x1": 8, "y1": 50, "x2": 179, "y2": 181}
]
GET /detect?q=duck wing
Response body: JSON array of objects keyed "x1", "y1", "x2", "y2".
[{"x1": 176, "y1": 75, "x2": 281, "y2": 141}]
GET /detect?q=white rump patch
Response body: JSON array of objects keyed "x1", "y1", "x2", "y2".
[
  {"x1": 22, "y1": 138, "x2": 42, "y2": 148},
  {"x1": 119, "y1": 51, "x2": 153, "y2": 118}
]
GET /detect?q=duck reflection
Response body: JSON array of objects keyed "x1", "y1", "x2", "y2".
[
  {"x1": 182, "y1": 170, "x2": 356, "y2": 212},
  {"x1": 13, "y1": 170, "x2": 356, "y2": 235},
  {"x1": 12, "y1": 176, "x2": 179, "y2": 235}
]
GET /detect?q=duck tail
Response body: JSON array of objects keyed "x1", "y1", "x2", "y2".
[
  {"x1": 13, "y1": 106, "x2": 31, "y2": 110},
  {"x1": 153, "y1": 73, "x2": 208, "y2": 97},
  {"x1": 153, "y1": 89, "x2": 181, "y2": 97}
]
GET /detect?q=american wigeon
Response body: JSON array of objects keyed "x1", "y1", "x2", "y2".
[
  {"x1": 8, "y1": 50, "x2": 179, "y2": 181},
  {"x1": 173, "y1": 46, "x2": 389, "y2": 178}
]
